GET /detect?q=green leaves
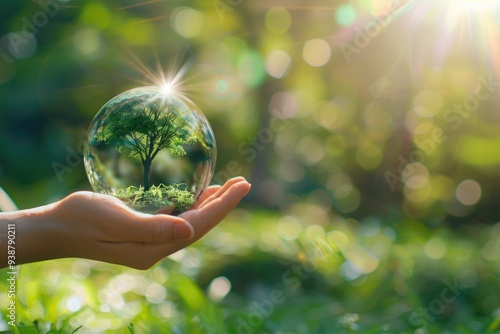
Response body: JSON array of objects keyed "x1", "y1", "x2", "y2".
[{"x1": 94, "y1": 98, "x2": 197, "y2": 162}]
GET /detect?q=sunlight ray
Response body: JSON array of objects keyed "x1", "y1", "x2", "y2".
[{"x1": 116, "y1": 0, "x2": 165, "y2": 11}]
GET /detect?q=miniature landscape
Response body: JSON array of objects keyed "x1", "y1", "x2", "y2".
[{"x1": 114, "y1": 184, "x2": 195, "y2": 214}]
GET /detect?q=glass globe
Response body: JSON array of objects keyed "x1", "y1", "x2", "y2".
[{"x1": 84, "y1": 86, "x2": 216, "y2": 214}]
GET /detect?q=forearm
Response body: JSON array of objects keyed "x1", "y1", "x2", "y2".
[{"x1": 0, "y1": 204, "x2": 58, "y2": 268}]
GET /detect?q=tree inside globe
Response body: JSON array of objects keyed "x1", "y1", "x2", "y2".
[{"x1": 84, "y1": 86, "x2": 216, "y2": 214}]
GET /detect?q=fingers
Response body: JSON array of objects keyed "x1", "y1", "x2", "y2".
[
  {"x1": 192, "y1": 185, "x2": 221, "y2": 209},
  {"x1": 180, "y1": 179, "x2": 251, "y2": 240},
  {"x1": 198, "y1": 180, "x2": 251, "y2": 225},
  {"x1": 196, "y1": 177, "x2": 248, "y2": 210}
]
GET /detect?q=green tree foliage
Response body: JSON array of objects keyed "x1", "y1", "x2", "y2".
[{"x1": 95, "y1": 100, "x2": 197, "y2": 191}]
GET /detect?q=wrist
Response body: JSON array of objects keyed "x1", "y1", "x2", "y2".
[{"x1": 1, "y1": 203, "x2": 60, "y2": 266}]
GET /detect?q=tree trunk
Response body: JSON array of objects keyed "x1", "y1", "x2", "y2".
[{"x1": 143, "y1": 157, "x2": 152, "y2": 191}]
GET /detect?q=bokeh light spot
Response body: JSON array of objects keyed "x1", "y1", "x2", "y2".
[
  {"x1": 335, "y1": 4, "x2": 357, "y2": 27},
  {"x1": 302, "y1": 39, "x2": 331, "y2": 67},
  {"x1": 73, "y1": 27, "x2": 102, "y2": 55},
  {"x1": 456, "y1": 179, "x2": 482, "y2": 206},
  {"x1": 277, "y1": 215, "x2": 303, "y2": 240},
  {"x1": 314, "y1": 97, "x2": 353, "y2": 131},
  {"x1": 208, "y1": 277, "x2": 232, "y2": 302},
  {"x1": 333, "y1": 185, "x2": 361, "y2": 213},
  {"x1": 305, "y1": 224, "x2": 326, "y2": 241},
  {"x1": 356, "y1": 142, "x2": 383, "y2": 170},
  {"x1": 413, "y1": 89, "x2": 444, "y2": 117},
  {"x1": 425, "y1": 237, "x2": 447, "y2": 259},
  {"x1": 99, "y1": 289, "x2": 124, "y2": 309},
  {"x1": 238, "y1": 50, "x2": 265, "y2": 87},
  {"x1": 328, "y1": 230, "x2": 349, "y2": 251},
  {"x1": 216, "y1": 80, "x2": 228, "y2": 93},
  {"x1": 265, "y1": 50, "x2": 291, "y2": 79},
  {"x1": 296, "y1": 135, "x2": 326, "y2": 165},
  {"x1": 265, "y1": 7, "x2": 292, "y2": 34},
  {"x1": 492, "y1": 222, "x2": 500, "y2": 239},
  {"x1": 480, "y1": 240, "x2": 500, "y2": 261},
  {"x1": 344, "y1": 245, "x2": 379, "y2": 275},
  {"x1": 404, "y1": 183, "x2": 433, "y2": 204},
  {"x1": 145, "y1": 283, "x2": 167, "y2": 304},
  {"x1": 66, "y1": 296, "x2": 82, "y2": 312},
  {"x1": 269, "y1": 91, "x2": 298, "y2": 119},
  {"x1": 173, "y1": 7, "x2": 205, "y2": 38},
  {"x1": 158, "y1": 302, "x2": 175, "y2": 318},
  {"x1": 403, "y1": 163, "x2": 429, "y2": 189},
  {"x1": 341, "y1": 260, "x2": 363, "y2": 281},
  {"x1": 278, "y1": 158, "x2": 305, "y2": 183}
]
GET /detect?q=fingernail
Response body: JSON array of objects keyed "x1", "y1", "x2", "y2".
[{"x1": 174, "y1": 223, "x2": 194, "y2": 240}]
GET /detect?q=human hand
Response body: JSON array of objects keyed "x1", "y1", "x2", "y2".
[{"x1": 1, "y1": 177, "x2": 250, "y2": 269}]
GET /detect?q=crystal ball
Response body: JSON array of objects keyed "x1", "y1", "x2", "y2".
[{"x1": 83, "y1": 86, "x2": 217, "y2": 214}]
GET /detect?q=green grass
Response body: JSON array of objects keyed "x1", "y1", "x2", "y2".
[
  {"x1": 1, "y1": 209, "x2": 500, "y2": 333},
  {"x1": 114, "y1": 184, "x2": 195, "y2": 214}
]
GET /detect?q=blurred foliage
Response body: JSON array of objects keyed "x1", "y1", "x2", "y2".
[
  {"x1": 2, "y1": 0, "x2": 500, "y2": 333},
  {"x1": 1, "y1": 211, "x2": 500, "y2": 333}
]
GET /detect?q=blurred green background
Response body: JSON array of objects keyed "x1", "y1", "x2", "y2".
[{"x1": 1, "y1": 0, "x2": 500, "y2": 333}]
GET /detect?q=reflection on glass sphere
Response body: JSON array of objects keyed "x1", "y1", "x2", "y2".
[{"x1": 84, "y1": 86, "x2": 216, "y2": 214}]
